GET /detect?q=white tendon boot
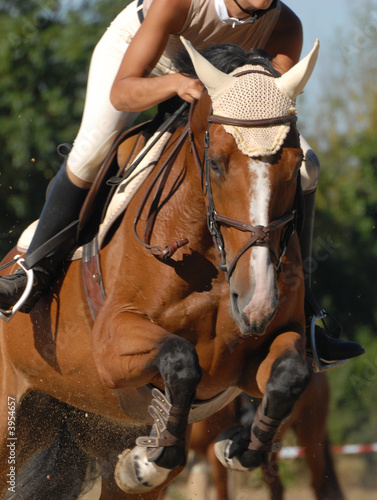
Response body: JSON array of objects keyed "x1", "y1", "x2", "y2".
[{"x1": 114, "y1": 446, "x2": 170, "y2": 494}]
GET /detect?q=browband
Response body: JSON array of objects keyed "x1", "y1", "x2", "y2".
[{"x1": 208, "y1": 113, "x2": 297, "y2": 128}]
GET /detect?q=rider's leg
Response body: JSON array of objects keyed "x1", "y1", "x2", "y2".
[
  {"x1": 0, "y1": 162, "x2": 89, "y2": 312},
  {"x1": 0, "y1": 5, "x2": 142, "y2": 313},
  {"x1": 0, "y1": 2, "x2": 176, "y2": 313},
  {"x1": 0, "y1": 1, "x2": 181, "y2": 313},
  {"x1": 300, "y1": 136, "x2": 365, "y2": 363}
]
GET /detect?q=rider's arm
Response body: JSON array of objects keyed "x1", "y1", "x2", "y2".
[
  {"x1": 110, "y1": 0, "x2": 203, "y2": 112},
  {"x1": 264, "y1": 3, "x2": 303, "y2": 74}
]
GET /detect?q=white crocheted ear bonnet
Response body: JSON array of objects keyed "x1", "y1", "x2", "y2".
[
  {"x1": 213, "y1": 64, "x2": 297, "y2": 157},
  {"x1": 180, "y1": 37, "x2": 319, "y2": 157}
]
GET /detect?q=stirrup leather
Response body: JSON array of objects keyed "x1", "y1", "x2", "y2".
[
  {"x1": 0, "y1": 256, "x2": 34, "y2": 323},
  {"x1": 136, "y1": 388, "x2": 188, "y2": 462}
]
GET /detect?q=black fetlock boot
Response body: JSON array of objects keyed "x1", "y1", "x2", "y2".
[
  {"x1": 301, "y1": 191, "x2": 365, "y2": 369},
  {"x1": 0, "y1": 162, "x2": 89, "y2": 313}
]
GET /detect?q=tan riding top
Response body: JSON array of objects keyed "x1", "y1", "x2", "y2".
[{"x1": 142, "y1": 0, "x2": 282, "y2": 59}]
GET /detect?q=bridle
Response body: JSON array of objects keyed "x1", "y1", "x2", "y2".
[
  {"x1": 188, "y1": 73, "x2": 301, "y2": 282},
  {"x1": 133, "y1": 69, "x2": 301, "y2": 281}
]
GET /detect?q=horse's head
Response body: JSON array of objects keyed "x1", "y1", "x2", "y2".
[{"x1": 182, "y1": 39, "x2": 319, "y2": 336}]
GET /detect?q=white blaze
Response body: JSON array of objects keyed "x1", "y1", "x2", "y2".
[
  {"x1": 244, "y1": 159, "x2": 275, "y2": 319},
  {"x1": 249, "y1": 160, "x2": 270, "y2": 283},
  {"x1": 249, "y1": 159, "x2": 270, "y2": 228}
]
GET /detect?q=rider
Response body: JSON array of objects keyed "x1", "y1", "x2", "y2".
[{"x1": 0, "y1": 0, "x2": 364, "y2": 363}]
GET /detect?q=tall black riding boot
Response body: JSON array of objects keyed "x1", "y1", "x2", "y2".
[
  {"x1": 0, "y1": 162, "x2": 88, "y2": 313},
  {"x1": 301, "y1": 190, "x2": 365, "y2": 367}
]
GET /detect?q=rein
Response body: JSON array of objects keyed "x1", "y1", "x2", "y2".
[{"x1": 132, "y1": 120, "x2": 191, "y2": 261}]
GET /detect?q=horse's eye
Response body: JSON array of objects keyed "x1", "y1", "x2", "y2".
[{"x1": 208, "y1": 158, "x2": 220, "y2": 173}]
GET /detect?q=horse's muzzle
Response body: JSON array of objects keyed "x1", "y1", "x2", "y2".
[{"x1": 230, "y1": 290, "x2": 278, "y2": 336}]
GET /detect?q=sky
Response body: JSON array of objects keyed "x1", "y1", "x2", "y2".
[
  {"x1": 286, "y1": 0, "x2": 349, "y2": 51},
  {"x1": 284, "y1": 0, "x2": 352, "y2": 106}
]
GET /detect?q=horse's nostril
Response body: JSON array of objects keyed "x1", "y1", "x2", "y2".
[{"x1": 231, "y1": 292, "x2": 240, "y2": 312}]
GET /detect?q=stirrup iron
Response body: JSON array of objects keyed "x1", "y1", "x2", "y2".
[
  {"x1": 0, "y1": 256, "x2": 34, "y2": 323},
  {"x1": 309, "y1": 310, "x2": 348, "y2": 373}
]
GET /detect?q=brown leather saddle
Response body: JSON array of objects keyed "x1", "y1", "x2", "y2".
[
  {"x1": 80, "y1": 100, "x2": 189, "y2": 320},
  {"x1": 80, "y1": 120, "x2": 149, "y2": 320}
]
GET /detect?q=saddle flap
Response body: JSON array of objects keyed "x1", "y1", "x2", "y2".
[{"x1": 78, "y1": 121, "x2": 151, "y2": 238}]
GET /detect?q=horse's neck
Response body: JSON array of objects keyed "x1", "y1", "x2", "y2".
[
  {"x1": 158, "y1": 144, "x2": 211, "y2": 253},
  {"x1": 106, "y1": 134, "x2": 211, "y2": 263}
]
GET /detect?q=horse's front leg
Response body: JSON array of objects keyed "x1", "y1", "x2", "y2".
[
  {"x1": 215, "y1": 332, "x2": 311, "y2": 471},
  {"x1": 92, "y1": 311, "x2": 202, "y2": 494},
  {"x1": 142, "y1": 337, "x2": 202, "y2": 467}
]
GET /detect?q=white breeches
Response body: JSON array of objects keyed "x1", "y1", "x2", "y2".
[
  {"x1": 67, "y1": 0, "x2": 176, "y2": 183},
  {"x1": 67, "y1": 0, "x2": 320, "y2": 190}
]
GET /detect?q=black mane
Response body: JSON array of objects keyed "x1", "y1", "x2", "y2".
[
  {"x1": 174, "y1": 43, "x2": 281, "y2": 77},
  {"x1": 157, "y1": 44, "x2": 280, "y2": 119}
]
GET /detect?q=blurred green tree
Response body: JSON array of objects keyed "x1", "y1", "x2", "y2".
[
  {"x1": 304, "y1": 3, "x2": 377, "y2": 454},
  {"x1": 0, "y1": 0, "x2": 128, "y2": 254},
  {"x1": 307, "y1": 4, "x2": 377, "y2": 337}
]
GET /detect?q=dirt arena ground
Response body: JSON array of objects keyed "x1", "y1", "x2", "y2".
[
  {"x1": 164, "y1": 454, "x2": 377, "y2": 500},
  {"x1": 82, "y1": 453, "x2": 377, "y2": 499},
  {"x1": 166, "y1": 485, "x2": 377, "y2": 500}
]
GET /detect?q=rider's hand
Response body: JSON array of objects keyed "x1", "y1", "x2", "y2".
[{"x1": 176, "y1": 74, "x2": 204, "y2": 103}]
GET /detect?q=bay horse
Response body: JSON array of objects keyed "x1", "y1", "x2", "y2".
[
  {"x1": 0, "y1": 38, "x2": 319, "y2": 498},
  {"x1": 186, "y1": 373, "x2": 344, "y2": 500}
]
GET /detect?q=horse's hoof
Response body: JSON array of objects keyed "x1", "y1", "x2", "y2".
[
  {"x1": 214, "y1": 425, "x2": 255, "y2": 472},
  {"x1": 114, "y1": 446, "x2": 170, "y2": 493}
]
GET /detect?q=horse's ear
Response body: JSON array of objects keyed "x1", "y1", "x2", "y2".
[
  {"x1": 275, "y1": 39, "x2": 320, "y2": 101},
  {"x1": 180, "y1": 37, "x2": 236, "y2": 100}
]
